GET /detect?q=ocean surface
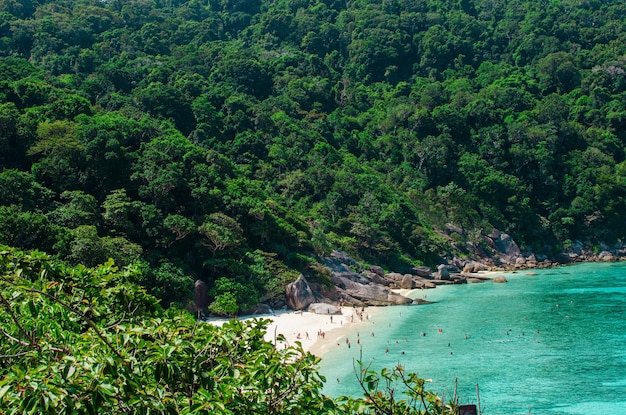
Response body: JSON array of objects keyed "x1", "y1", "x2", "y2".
[{"x1": 318, "y1": 262, "x2": 626, "y2": 415}]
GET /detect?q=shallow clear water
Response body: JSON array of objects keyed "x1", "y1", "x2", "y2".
[{"x1": 319, "y1": 262, "x2": 626, "y2": 415}]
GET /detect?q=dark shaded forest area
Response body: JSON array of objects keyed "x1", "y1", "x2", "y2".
[{"x1": 1, "y1": 0, "x2": 626, "y2": 312}]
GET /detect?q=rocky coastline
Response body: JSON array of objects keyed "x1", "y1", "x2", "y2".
[{"x1": 279, "y1": 227, "x2": 626, "y2": 314}]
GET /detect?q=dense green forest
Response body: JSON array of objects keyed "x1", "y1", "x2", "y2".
[{"x1": 1, "y1": 0, "x2": 626, "y2": 312}]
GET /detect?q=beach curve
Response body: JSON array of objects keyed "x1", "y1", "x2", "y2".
[{"x1": 206, "y1": 305, "x2": 382, "y2": 357}]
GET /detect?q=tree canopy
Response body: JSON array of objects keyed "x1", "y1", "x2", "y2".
[{"x1": 1, "y1": 0, "x2": 626, "y2": 310}]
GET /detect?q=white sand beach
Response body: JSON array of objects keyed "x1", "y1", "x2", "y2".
[{"x1": 206, "y1": 305, "x2": 382, "y2": 356}]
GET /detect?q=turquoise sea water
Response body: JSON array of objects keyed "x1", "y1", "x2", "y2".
[{"x1": 318, "y1": 262, "x2": 626, "y2": 414}]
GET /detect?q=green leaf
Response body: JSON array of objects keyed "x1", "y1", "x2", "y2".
[
  {"x1": 98, "y1": 383, "x2": 116, "y2": 396},
  {"x1": 0, "y1": 384, "x2": 11, "y2": 400}
]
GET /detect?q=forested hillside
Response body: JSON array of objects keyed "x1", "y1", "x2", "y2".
[{"x1": 1, "y1": 0, "x2": 626, "y2": 312}]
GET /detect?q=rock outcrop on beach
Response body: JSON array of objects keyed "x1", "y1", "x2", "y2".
[
  {"x1": 308, "y1": 303, "x2": 342, "y2": 315},
  {"x1": 323, "y1": 261, "x2": 414, "y2": 306},
  {"x1": 193, "y1": 280, "x2": 208, "y2": 315},
  {"x1": 332, "y1": 274, "x2": 413, "y2": 306},
  {"x1": 437, "y1": 225, "x2": 626, "y2": 272},
  {"x1": 436, "y1": 264, "x2": 450, "y2": 280},
  {"x1": 289, "y1": 251, "x2": 473, "y2": 310},
  {"x1": 279, "y1": 227, "x2": 626, "y2": 312},
  {"x1": 285, "y1": 275, "x2": 315, "y2": 311},
  {"x1": 491, "y1": 230, "x2": 522, "y2": 265}
]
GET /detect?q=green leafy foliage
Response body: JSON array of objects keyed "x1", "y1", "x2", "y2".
[
  {"x1": 338, "y1": 360, "x2": 459, "y2": 414},
  {"x1": 144, "y1": 259, "x2": 195, "y2": 307},
  {"x1": 198, "y1": 212, "x2": 244, "y2": 256},
  {"x1": 0, "y1": 246, "x2": 458, "y2": 414},
  {"x1": 208, "y1": 276, "x2": 259, "y2": 315},
  {"x1": 0, "y1": 247, "x2": 320, "y2": 414}
]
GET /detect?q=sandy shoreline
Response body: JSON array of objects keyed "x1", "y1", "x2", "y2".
[
  {"x1": 205, "y1": 305, "x2": 383, "y2": 356},
  {"x1": 205, "y1": 273, "x2": 501, "y2": 356}
]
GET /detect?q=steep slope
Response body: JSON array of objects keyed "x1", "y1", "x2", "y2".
[{"x1": 1, "y1": 0, "x2": 626, "y2": 311}]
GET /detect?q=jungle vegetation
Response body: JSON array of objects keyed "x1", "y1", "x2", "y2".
[
  {"x1": 1, "y1": 0, "x2": 626, "y2": 314},
  {"x1": 2, "y1": 0, "x2": 626, "y2": 412}
]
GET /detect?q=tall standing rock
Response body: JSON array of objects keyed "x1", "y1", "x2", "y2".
[
  {"x1": 436, "y1": 264, "x2": 450, "y2": 280},
  {"x1": 194, "y1": 280, "x2": 208, "y2": 319},
  {"x1": 490, "y1": 229, "x2": 522, "y2": 265},
  {"x1": 400, "y1": 274, "x2": 414, "y2": 289},
  {"x1": 285, "y1": 274, "x2": 315, "y2": 311}
]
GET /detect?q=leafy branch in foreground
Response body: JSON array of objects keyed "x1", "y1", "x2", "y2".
[
  {"x1": 0, "y1": 246, "x2": 334, "y2": 414},
  {"x1": 333, "y1": 358, "x2": 458, "y2": 415},
  {"x1": 0, "y1": 246, "x2": 461, "y2": 414}
]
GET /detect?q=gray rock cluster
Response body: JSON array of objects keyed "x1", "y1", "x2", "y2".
[
  {"x1": 561, "y1": 240, "x2": 626, "y2": 263},
  {"x1": 308, "y1": 303, "x2": 342, "y2": 315},
  {"x1": 282, "y1": 228, "x2": 626, "y2": 314},
  {"x1": 443, "y1": 226, "x2": 626, "y2": 272},
  {"x1": 284, "y1": 251, "x2": 493, "y2": 312}
]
